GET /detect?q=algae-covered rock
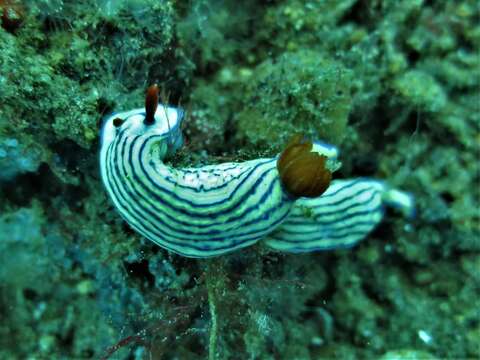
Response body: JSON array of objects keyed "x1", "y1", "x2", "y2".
[
  {"x1": 186, "y1": 80, "x2": 233, "y2": 153},
  {"x1": 392, "y1": 70, "x2": 447, "y2": 113},
  {"x1": 236, "y1": 50, "x2": 353, "y2": 151},
  {"x1": 379, "y1": 349, "x2": 438, "y2": 360},
  {"x1": 0, "y1": 137, "x2": 43, "y2": 181},
  {"x1": 259, "y1": 0, "x2": 357, "y2": 53}
]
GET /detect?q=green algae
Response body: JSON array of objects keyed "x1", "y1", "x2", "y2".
[
  {"x1": 236, "y1": 50, "x2": 353, "y2": 150},
  {"x1": 392, "y1": 70, "x2": 447, "y2": 113},
  {"x1": 0, "y1": 0, "x2": 479, "y2": 359},
  {"x1": 378, "y1": 349, "x2": 438, "y2": 360}
]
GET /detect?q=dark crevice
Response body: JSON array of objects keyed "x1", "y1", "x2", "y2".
[
  {"x1": 361, "y1": 278, "x2": 390, "y2": 308},
  {"x1": 406, "y1": 48, "x2": 421, "y2": 66},
  {"x1": 368, "y1": 219, "x2": 394, "y2": 241},
  {"x1": 57, "y1": 326, "x2": 75, "y2": 350},
  {"x1": 80, "y1": 349, "x2": 94, "y2": 358},
  {"x1": 50, "y1": 139, "x2": 92, "y2": 174},
  {"x1": 317, "y1": 255, "x2": 339, "y2": 304},
  {"x1": 124, "y1": 260, "x2": 155, "y2": 288},
  {"x1": 97, "y1": 97, "x2": 115, "y2": 121},
  {"x1": 223, "y1": 114, "x2": 237, "y2": 149},
  {"x1": 122, "y1": 222, "x2": 137, "y2": 237},
  {"x1": 1, "y1": 163, "x2": 60, "y2": 206},
  {"x1": 350, "y1": 153, "x2": 379, "y2": 176},
  {"x1": 339, "y1": 0, "x2": 381, "y2": 29},
  {"x1": 42, "y1": 16, "x2": 71, "y2": 33},
  {"x1": 440, "y1": 191, "x2": 455, "y2": 205},
  {"x1": 23, "y1": 288, "x2": 39, "y2": 301}
]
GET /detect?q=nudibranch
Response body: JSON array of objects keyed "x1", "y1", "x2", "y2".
[
  {"x1": 100, "y1": 85, "x2": 414, "y2": 258},
  {"x1": 265, "y1": 179, "x2": 414, "y2": 252}
]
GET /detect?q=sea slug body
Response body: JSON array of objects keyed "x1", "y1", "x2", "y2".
[
  {"x1": 100, "y1": 86, "x2": 414, "y2": 258},
  {"x1": 265, "y1": 179, "x2": 414, "y2": 252}
]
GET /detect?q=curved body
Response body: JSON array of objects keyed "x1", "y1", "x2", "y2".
[
  {"x1": 100, "y1": 107, "x2": 295, "y2": 257},
  {"x1": 266, "y1": 179, "x2": 387, "y2": 252},
  {"x1": 100, "y1": 100, "x2": 413, "y2": 258}
]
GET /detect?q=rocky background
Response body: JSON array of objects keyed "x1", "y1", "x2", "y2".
[{"x1": 0, "y1": 0, "x2": 478, "y2": 359}]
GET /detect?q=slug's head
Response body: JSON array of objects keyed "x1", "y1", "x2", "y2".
[
  {"x1": 277, "y1": 135, "x2": 340, "y2": 198},
  {"x1": 101, "y1": 84, "x2": 184, "y2": 155}
]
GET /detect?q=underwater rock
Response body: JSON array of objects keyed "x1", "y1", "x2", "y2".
[
  {"x1": 236, "y1": 50, "x2": 353, "y2": 151},
  {"x1": 379, "y1": 349, "x2": 438, "y2": 360},
  {"x1": 0, "y1": 138, "x2": 42, "y2": 181}
]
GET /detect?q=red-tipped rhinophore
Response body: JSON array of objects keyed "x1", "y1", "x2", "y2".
[{"x1": 144, "y1": 84, "x2": 159, "y2": 125}]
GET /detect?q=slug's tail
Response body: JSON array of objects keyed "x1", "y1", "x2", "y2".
[
  {"x1": 264, "y1": 179, "x2": 414, "y2": 253},
  {"x1": 382, "y1": 187, "x2": 415, "y2": 219}
]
